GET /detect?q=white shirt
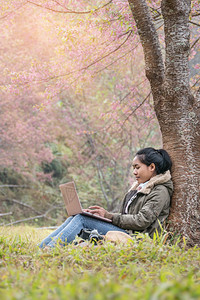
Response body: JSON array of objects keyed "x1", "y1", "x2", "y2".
[{"x1": 124, "y1": 181, "x2": 149, "y2": 214}]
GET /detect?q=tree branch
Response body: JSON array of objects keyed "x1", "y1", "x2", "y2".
[
  {"x1": 95, "y1": 43, "x2": 140, "y2": 74},
  {"x1": 189, "y1": 20, "x2": 200, "y2": 27},
  {"x1": 36, "y1": 226, "x2": 58, "y2": 230},
  {"x1": 192, "y1": 13, "x2": 200, "y2": 17},
  {"x1": 0, "y1": 212, "x2": 12, "y2": 217},
  {"x1": 0, "y1": 184, "x2": 29, "y2": 188},
  {"x1": 26, "y1": 0, "x2": 113, "y2": 14},
  {"x1": 2, "y1": 198, "x2": 42, "y2": 215},
  {"x1": 192, "y1": 77, "x2": 200, "y2": 88},
  {"x1": 1, "y1": 206, "x2": 60, "y2": 226},
  {"x1": 82, "y1": 30, "x2": 133, "y2": 71},
  {"x1": 122, "y1": 91, "x2": 151, "y2": 126},
  {"x1": 191, "y1": 37, "x2": 200, "y2": 49},
  {"x1": 128, "y1": 0, "x2": 164, "y2": 85}
]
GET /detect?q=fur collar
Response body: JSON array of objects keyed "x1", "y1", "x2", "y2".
[{"x1": 129, "y1": 170, "x2": 172, "y2": 195}]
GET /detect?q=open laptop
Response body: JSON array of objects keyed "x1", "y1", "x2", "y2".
[{"x1": 59, "y1": 181, "x2": 112, "y2": 223}]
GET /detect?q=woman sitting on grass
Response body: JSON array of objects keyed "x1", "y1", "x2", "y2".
[{"x1": 39, "y1": 147, "x2": 173, "y2": 248}]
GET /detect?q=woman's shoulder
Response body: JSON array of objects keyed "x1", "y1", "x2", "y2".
[
  {"x1": 147, "y1": 178, "x2": 173, "y2": 202},
  {"x1": 139, "y1": 171, "x2": 173, "y2": 195}
]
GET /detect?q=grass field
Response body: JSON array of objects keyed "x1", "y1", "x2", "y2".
[{"x1": 0, "y1": 226, "x2": 199, "y2": 300}]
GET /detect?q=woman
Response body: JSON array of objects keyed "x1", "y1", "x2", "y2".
[{"x1": 39, "y1": 147, "x2": 173, "y2": 248}]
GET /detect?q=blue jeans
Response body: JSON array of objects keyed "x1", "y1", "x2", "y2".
[{"x1": 39, "y1": 214, "x2": 127, "y2": 248}]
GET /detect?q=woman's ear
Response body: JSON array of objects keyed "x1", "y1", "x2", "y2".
[{"x1": 150, "y1": 163, "x2": 156, "y2": 172}]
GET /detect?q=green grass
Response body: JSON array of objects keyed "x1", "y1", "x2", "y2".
[{"x1": 0, "y1": 226, "x2": 199, "y2": 300}]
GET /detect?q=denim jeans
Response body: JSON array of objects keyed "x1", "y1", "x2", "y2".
[{"x1": 38, "y1": 214, "x2": 127, "y2": 248}]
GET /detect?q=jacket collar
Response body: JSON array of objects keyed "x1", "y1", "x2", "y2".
[{"x1": 129, "y1": 170, "x2": 171, "y2": 195}]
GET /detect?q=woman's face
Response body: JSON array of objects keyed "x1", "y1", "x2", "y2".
[{"x1": 132, "y1": 156, "x2": 156, "y2": 184}]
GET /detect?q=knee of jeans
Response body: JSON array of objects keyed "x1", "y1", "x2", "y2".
[{"x1": 73, "y1": 214, "x2": 83, "y2": 222}]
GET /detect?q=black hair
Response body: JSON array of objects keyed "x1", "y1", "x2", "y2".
[{"x1": 136, "y1": 147, "x2": 172, "y2": 175}]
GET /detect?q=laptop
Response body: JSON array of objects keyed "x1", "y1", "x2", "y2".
[{"x1": 59, "y1": 181, "x2": 112, "y2": 223}]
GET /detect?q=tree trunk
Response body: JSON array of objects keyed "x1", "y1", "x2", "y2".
[{"x1": 128, "y1": 0, "x2": 200, "y2": 246}]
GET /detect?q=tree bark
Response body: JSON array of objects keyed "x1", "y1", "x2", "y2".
[{"x1": 128, "y1": 0, "x2": 200, "y2": 246}]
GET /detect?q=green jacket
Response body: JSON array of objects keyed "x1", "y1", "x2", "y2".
[{"x1": 111, "y1": 171, "x2": 173, "y2": 238}]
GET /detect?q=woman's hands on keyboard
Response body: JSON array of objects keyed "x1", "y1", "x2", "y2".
[{"x1": 83, "y1": 206, "x2": 113, "y2": 220}]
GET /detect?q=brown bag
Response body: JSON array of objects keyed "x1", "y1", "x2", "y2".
[{"x1": 105, "y1": 231, "x2": 133, "y2": 244}]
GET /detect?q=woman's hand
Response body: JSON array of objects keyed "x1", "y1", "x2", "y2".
[
  {"x1": 87, "y1": 205, "x2": 107, "y2": 217},
  {"x1": 83, "y1": 206, "x2": 113, "y2": 220}
]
